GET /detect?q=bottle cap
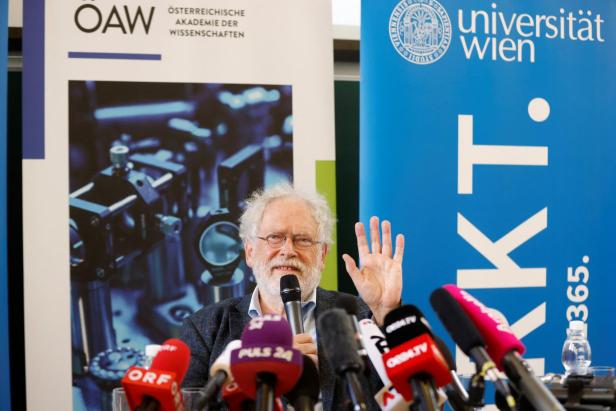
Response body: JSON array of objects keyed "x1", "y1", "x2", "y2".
[
  {"x1": 569, "y1": 320, "x2": 585, "y2": 331},
  {"x1": 145, "y1": 344, "x2": 161, "y2": 358}
]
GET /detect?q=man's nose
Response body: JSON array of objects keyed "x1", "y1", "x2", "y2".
[{"x1": 279, "y1": 236, "x2": 298, "y2": 256}]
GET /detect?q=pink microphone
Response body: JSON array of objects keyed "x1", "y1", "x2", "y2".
[
  {"x1": 443, "y1": 285, "x2": 564, "y2": 411},
  {"x1": 443, "y1": 284, "x2": 525, "y2": 369}
]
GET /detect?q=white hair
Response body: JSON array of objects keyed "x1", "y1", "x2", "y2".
[{"x1": 239, "y1": 182, "x2": 335, "y2": 245}]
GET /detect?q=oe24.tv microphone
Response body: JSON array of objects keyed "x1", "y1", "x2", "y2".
[
  {"x1": 382, "y1": 305, "x2": 452, "y2": 411},
  {"x1": 195, "y1": 339, "x2": 241, "y2": 410},
  {"x1": 318, "y1": 308, "x2": 368, "y2": 411},
  {"x1": 430, "y1": 288, "x2": 516, "y2": 410},
  {"x1": 280, "y1": 274, "x2": 304, "y2": 335},
  {"x1": 230, "y1": 314, "x2": 303, "y2": 411},
  {"x1": 122, "y1": 338, "x2": 191, "y2": 411},
  {"x1": 443, "y1": 285, "x2": 565, "y2": 411}
]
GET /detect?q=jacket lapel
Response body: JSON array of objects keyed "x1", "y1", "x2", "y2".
[{"x1": 230, "y1": 294, "x2": 252, "y2": 340}]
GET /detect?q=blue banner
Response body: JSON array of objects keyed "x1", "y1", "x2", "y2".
[
  {"x1": 361, "y1": 0, "x2": 616, "y2": 375},
  {"x1": 0, "y1": 1, "x2": 10, "y2": 409}
]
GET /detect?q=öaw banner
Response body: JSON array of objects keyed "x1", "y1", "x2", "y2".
[
  {"x1": 23, "y1": 1, "x2": 335, "y2": 410},
  {"x1": 361, "y1": 0, "x2": 615, "y2": 376}
]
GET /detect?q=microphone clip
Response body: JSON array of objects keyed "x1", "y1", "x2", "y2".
[{"x1": 466, "y1": 372, "x2": 486, "y2": 408}]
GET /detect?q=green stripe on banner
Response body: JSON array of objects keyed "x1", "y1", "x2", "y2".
[{"x1": 316, "y1": 160, "x2": 338, "y2": 291}]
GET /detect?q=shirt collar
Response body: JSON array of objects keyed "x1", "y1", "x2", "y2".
[{"x1": 248, "y1": 286, "x2": 317, "y2": 318}]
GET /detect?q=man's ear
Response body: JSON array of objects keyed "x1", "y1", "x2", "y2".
[
  {"x1": 319, "y1": 244, "x2": 329, "y2": 267},
  {"x1": 244, "y1": 240, "x2": 255, "y2": 268}
]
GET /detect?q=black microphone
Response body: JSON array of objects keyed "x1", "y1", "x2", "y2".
[
  {"x1": 285, "y1": 355, "x2": 320, "y2": 411},
  {"x1": 383, "y1": 305, "x2": 450, "y2": 411},
  {"x1": 336, "y1": 295, "x2": 369, "y2": 363},
  {"x1": 318, "y1": 308, "x2": 368, "y2": 411},
  {"x1": 430, "y1": 288, "x2": 516, "y2": 410},
  {"x1": 280, "y1": 274, "x2": 304, "y2": 335}
]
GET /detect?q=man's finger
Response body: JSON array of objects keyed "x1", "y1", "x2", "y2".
[
  {"x1": 293, "y1": 333, "x2": 313, "y2": 344},
  {"x1": 342, "y1": 254, "x2": 362, "y2": 280},
  {"x1": 369, "y1": 216, "x2": 381, "y2": 254},
  {"x1": 295, "y1": 343, "x2": 317, "y2": 355},
  {"x1": 381, "y1": 220, "x2": 393, "y2": 258},
  {"x1": 308, "y1": 354, "x2": 319, "y2": 367},
  {"x1": 393, "y1": 234, "x2": 405, "y2": 263},
  {"x1": 354, "y1": 222, "x2": 370, "y2": 258}
]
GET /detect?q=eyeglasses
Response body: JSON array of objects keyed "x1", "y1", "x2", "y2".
[{"x1": 256, "y1": 233, "x2": 321, "y2": 250}]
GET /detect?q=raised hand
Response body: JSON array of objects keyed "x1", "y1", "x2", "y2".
[{"x1": 342, "y1": 216, "x2": 405, "y2": 326}]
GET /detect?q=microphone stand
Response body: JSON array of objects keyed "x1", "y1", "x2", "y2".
[
  {"x1": 409, "y1": 377, "x2": 439, "y2": 411},
  {"x1": 255, "y1": 373, "x2": 276, "y2": 411},
  {"x1": 343, "y1": 372, "x2": 368, "y2": 411}
]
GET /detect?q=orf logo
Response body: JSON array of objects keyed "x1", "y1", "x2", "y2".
[{"x1": 389, "y1": 0, "x2": 451, "y2": 65}]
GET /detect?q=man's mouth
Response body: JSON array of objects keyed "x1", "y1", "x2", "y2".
[{"x1": 272, "y1": 265, "x2": 301, "y2": 273}]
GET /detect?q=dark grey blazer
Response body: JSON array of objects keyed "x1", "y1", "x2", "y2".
[{"x1": 180, "y1": 287, "x2": 383, "y2": 411}]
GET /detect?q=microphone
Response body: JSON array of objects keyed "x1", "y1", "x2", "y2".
[
  {"x1": 382, "y1": 305, "x2": 452, "y2": 411},
  {"x1": 230, "y1": 314, "x2": 303, "y2": 411},
  {"x1": 443, "y1": 285, "x2": 565, "y2": 411},
  {"x1": 431, "y1": 334, "x2": 476, "y2": 411},
  {"x1": 358, "y1": 318, "x2": 412, "y2": 411},
  {"x1": 318, "y1": 308, "x2": 368, "y2": 411},
  {"x1": 196, "y1": 339, "x2": 242, "y2": 409},
  {"x1": 280, "y1": 274, "x2": 304, "y2": 335},
  {"x1": 122, "y1": 338, "x2": 191, "y2": 411},
  {"x1": 336, "y1": 295, "x2": 369, "y2": 354},
  {"x1": 221, "y1": 381, "x2": 284, "y2": 411},
  {"x1": 285, "y1": 354, "x2": 320, "y2": 411},
  {"x1": 430, "y1": 288, "x2": 516, "y2": 409},
  {"x1": 222, "y1": 381, "x2": 255, "y2": 411}
]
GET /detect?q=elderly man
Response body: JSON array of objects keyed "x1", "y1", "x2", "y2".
[{"x1": 180, "y1": 183, "x2": 404, "y2": 410}]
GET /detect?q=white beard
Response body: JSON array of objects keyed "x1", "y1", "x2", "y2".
[{"x1": 252, "y1": 255, "x2": 322, "y2": 302}]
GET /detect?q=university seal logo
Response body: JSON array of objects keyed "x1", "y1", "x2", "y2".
[{"x1": 389, "y1": 0, "x2": 452, "y2": 65}]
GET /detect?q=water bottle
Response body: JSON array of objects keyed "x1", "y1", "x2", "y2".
[{"x1": 561, "y1": 320, "x2": 591, "y2": 375}]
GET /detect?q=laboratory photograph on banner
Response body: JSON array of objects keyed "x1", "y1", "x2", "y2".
[
  {"x1": 23, "y1": 1, "x2": 335, "y2": 409},
  {"x1": 68, "y1": 80, "x2": 293, "y2": 410}
]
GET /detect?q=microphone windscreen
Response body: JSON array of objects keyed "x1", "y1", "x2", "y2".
[
  {"x1": 382, "y1": 333, "x2": 452, "y2": 401},
  {"x1": 211, "y1": 339, "x2": 242, "y2": 378},
  {"x1": 358, "y1": 318, "x2": 391, "y2": 385},
  {"x1": 443, "y1": 284, "x2": 525, "y2": 369},
  {"x1": 430, "y1": 288, "x2": 485, "y2": 356},
  {"x1": 286, "y1": 355, "x2": 320, "y2": 404},
  {"x1": 335, "y1": 294, "x2": 359, "y2": 316},
  {"x1": 280, "y1": 274, "x2": 301, "y2": 303},
  {"x1": 431, "y1": 334, "x2": 455, "y2": 371},
  {"x1": 317, "y1": 308, "x2": 363, "y2": 373},
  {"x1": 383, "y1": 305, "x2": 432, "y2": 348},
  {"x1": 150, "y1": 338, "x2": 191, "y2": 383},
  {"x1": 241, "y1": 315, "x2": 293, "y2": 347},
  {"x1": 230, "y1": 315, "x2": 303, "y2": 398}
]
